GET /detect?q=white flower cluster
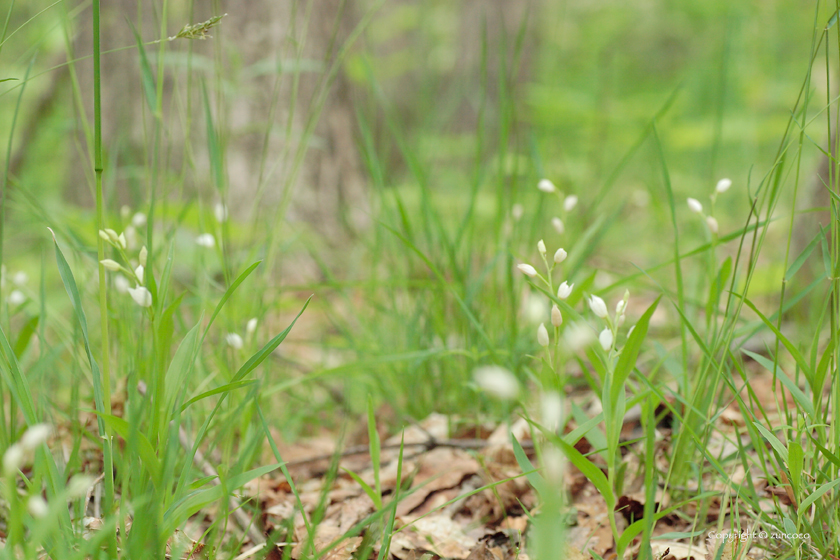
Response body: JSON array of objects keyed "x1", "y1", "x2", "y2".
[
  {"x1": 588, "y1": 290, "x2": 630, "y2": 352},
  {"x1": 687, "y1": 177, "x2": 732, "y2": 235},
  {"x1": 225, "y1": 317, "x2": 259, "y2": 350},
  {"x1": 99, "y1": 229, "x2": 152, "y2": 308}
]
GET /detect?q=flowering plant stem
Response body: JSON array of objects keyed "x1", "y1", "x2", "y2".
[{"x1": 91, "y1": 0, "x2": 116, "y2": 554}]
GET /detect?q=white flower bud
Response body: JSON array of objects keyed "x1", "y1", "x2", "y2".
[
  {"x1": 589, "y1": 295, "x2": 608, "y2": 318},
  {"x1": 473, "y1": 366, "x2": 519, "y2": 400},
  {"x1": 195, "y1": 233, "x2": 215, "y2": 248},
  {"x1": 599, "y1": 328, "x2": 613, "y2": 351},
  {"x1": 117, "y1": 232, "x2": 127, "y2": 250},
  {"x1": 120, "y1": 205, "x2": 131, "y2": 221},
  {"x1": 512, "y1": 204, "x2": 524, "y2": 221},
  {"x1": 123, "y1": 226, "x2": 137, "y2": 250},
  {"x1": 563, "y1": 195, "x2": 578, "y2": 212},
  {"x1": 687, "y1": 198, "x2": 703, "y2": 214},
  {"x1": 553, "y1": 248, "x2": 567, "y2": 264},
  {"x1": 616, "y1": 313, "x2": 626, "y2": 327},
  {"x1": 139, "y1": 246, "x2": 148, "y2": 268},
  {"x1": 27, "y1": 495, "x2": 48, "y2": 518},
  {"x1": 7, "y1": 290, "x2": 25, "y2": 306},
  {"x1": 517, "y1": 264, "x2": 538, "y2": 277},
  {"x1": 537, "y1": 239, "x2": 547, "y2": 257},
  {"x1": 4, "y1": 444, "x2": 23, "y2": 477},
  {"x1": 114, "y1": 275, "x2": 130, "y2": 294},
  {"x1": 551, "y1": 305, "x2": 563, "y2": 327},
  {"x1": 706, "y1": 216, "x2": 719, "y2": 234},
  {"x1": 715, "y1": 178, "x2": 732, "y2": 193},
  {"x1": 551, "y1": 217, "x2": 565, "y2": 235},
  {"x1": 104, "y1": 229, "x2": 119, "y2": 243},
  {"x1": 100, "y1": 259, "x2": 121, "y2": 272},
  {"x1": 98, "y1": 230, "x2": 110, "y2": 242},
  {"x1": 557, "y1": 281, "x2": 573, "y2": 299},
  {"x1": 132, "y1": 212, "x2": 147, "y2": 228},
  {"x1": 537, "y1": 179, "x2": 556, "y2": 193},
  {"x1": 615, "y1": 300, "x2": 626, "y2": 316},
  {"x1": 12, "y1": 272, "x2": 27, "y2": 286},
  {"x1": 537, "y1": 323, "x2": 550, "y2": 347},
  {"x1": 246, "y1": 318, "x2": 258, "y2": 334},
  {"x1": 214, "y1": 203, "x2": 229, "y2": 223},
  {"x1": 21, "y1": 424, "x2": 51, "y2": 450},
  {"x1": 225, "y1": 333, "x2": 244, "y2": 349},
  {"x1": 127, "y1": 285, "x2": 152, "y2": 308},
  {"x1": 134, "y1": 265, "x2": 144, "y2": 284}
]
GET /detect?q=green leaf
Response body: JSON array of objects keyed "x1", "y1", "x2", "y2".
[
  {"x1": 93, "y1": 413, "x2": 160, "y2": 479},
  {"x1": 787, "y1": 441, "x2": 803, "y2": 497},
  {"x1": 610, "y1": 296, "x2": 661, "y2": 410},
  {"x1": 753, "y1": 423, "x2": 789, "y2": 464},
  {"x1": 343, "y1": 467, "x2": 381, "y2": 510},
  {"x1": 50, "y1": 234, "x2": 106, "y2": 434},
  {"x1": 202, "y1": 260, "x2": 261, "y2": 342},
  {"x1": 798, "y1": 478, "x2": 840, "y2": 516},
  {"x1": 165, "y1": 320, "x2": 203, "y2": 414},
  {"x1": 163, "y1": 462, "x2": 281, "y2": 535},
  {"x1": 180, "y1": 380, "x2": 258, "y2": 412},
  {"x1": 511, "y1": 435, "x2": 549, "y2": 498}
]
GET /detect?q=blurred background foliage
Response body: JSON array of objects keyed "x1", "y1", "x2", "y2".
[{"x1": 0, "y1": 0, "x2": 834, "y2": 425}]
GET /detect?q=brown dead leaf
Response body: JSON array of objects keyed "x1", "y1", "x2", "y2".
[
  {"x1": 395, "y1": 447, "x2": 479, "y2": 517},
  {"x1": 391, "y1": 514, "x2": 478, "y2": 559},
  {"x1": 291, "y1": 524, "x2": 362, "y2": 559}
]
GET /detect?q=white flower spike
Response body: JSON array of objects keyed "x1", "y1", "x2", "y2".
[
  {"x1": 537, "y1": 179, "x2": 557, "y2": 193},
  {"x1": 557, "y1": 281, "x2": 573, "y2": 299},
  {"x1": 553, "y1": 248, "x2": 567, "y2": 264},
  {"x1": 537, "y1": 323, "x2": 550, "y2": 347},
  {"x1": 563, "y1": 195, "x2": 578, "y2": 212},
  {"x1": 599, "y1": 328, "x2": 613, "y2": 351},
  {"x1": 225, "y1": 333, "x2": 244, "y2": 349},
  {"x1": 589, "y1": 295, "x2": 608, "y2": 318},
  {"x1": 551, "y1": 217, "x2": 565, "y2": 235},
  {"x1": 551, "y1": 305, "x2": 563, "y2": 327},
  {"x1": 687, "y1": 198, "x2": 703, "y2": 214},
  {"x1": 715, "y1": 178, "x2": 732, "y2": 193},
  {"x1": 517, "y1": 264, "x2": 538, "y2": 277},
  {"x1": 473, "y1": 366, "x2": 520, "y2": 400},
  {"x1": 127, "y1": 285, "x2": 153, "y2": 308}
]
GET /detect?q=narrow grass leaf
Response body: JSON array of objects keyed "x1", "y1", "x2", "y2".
[
  {"x1": 753, "y1": 422, "x2": 789, "y2": 463},
  {"x1": 180, "y1": 380, "x2": 258, "y2": 412},
  {"x1": 610, "y1": 296, "x2": 661, "y2": 409},
  {"x1": 798, "y1": 478, "x2": 840, "y2": 515},
  {"x1": 742, "y1": 349, "x2": 815, "y2": 420}
]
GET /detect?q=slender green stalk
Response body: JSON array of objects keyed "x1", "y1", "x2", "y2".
[{"x1": 91, "y1": 1, "x2": 116, "y2": 554}]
